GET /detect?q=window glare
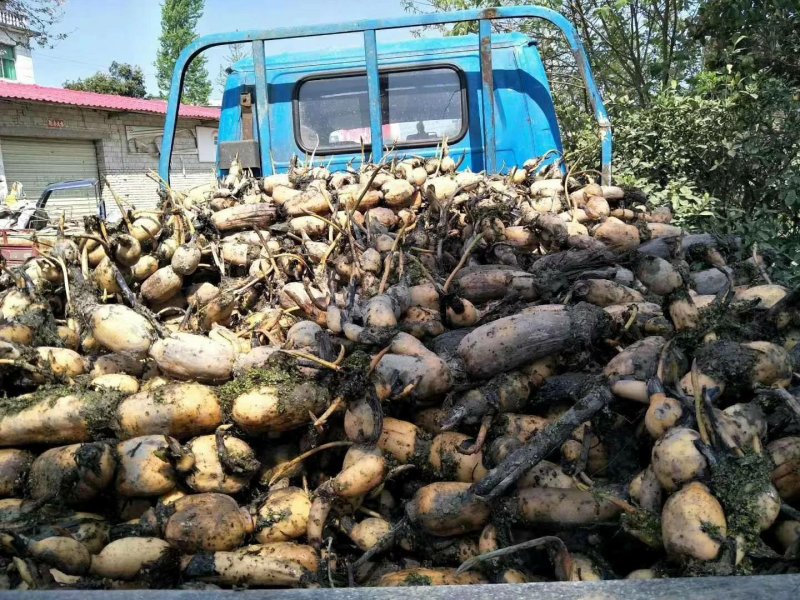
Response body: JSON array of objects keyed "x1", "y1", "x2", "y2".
[{"x1": 297, "y1": 67, "x2": 464, "y2": 153}]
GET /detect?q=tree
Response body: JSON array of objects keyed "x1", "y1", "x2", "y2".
[
  {"x1": 215, "y1": 43, "x2": 248, "y2": 93},
  {"x1": 402, "y1": 1, "x2": 700, "y2": 106},
  {"x1": 564, "y1": 0, "x2": 700, "y2": 106},
  {"x1": 63, "y1": 62, "x2": 147, "y2": 98},
  {"x1": 692, "y1": 0, "x2": 800, "y2": 85},
  {"x1": 155, "y1": 0, "x2": 212, "y2": 105},
  {"x1": 0, "y1": 0, "x2": 66, "y2": 47}
]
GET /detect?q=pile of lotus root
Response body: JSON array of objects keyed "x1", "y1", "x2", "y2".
[{"x1": 0, "y1": 151, "x2": 799, "y2": 591}]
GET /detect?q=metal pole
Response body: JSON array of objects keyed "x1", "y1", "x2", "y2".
[
  {"x1": 478, "y1": 18, "x2": 496, "y2": 173},
  {"x1": 363, "y1": 29, "x2": 383, "y2": 163},
  {"x1": 159, "y1": 7, "x2": 613, "y2": 184},
  {"x1": 600, "y1": 124, "x2": 612, "y2": 185},
  {"x1": 251, "y1": 39, "x2": 273, "y2": 175}
]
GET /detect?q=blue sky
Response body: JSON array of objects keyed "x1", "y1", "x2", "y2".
[{"x1": 32, "y1": 0, "x2": 422, "y2": 103}]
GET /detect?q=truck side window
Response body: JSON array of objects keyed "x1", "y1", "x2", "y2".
[{"x1": 295, "y1": 66, "x2": 466, "y2": 154}]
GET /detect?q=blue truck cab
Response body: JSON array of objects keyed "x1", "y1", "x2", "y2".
[
  {"x1": 218, "y1": 33, "x2": 562, "y2": 175},
  {"x1": 159, "y1": 6, "x2": 612, "y2": 185}
]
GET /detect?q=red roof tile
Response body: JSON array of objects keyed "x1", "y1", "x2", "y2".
[{"x1": 0, "y1": 82, "x2": 220, "y2": 120}]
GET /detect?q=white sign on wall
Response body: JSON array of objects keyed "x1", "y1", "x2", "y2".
[
  {"x1": 197, "y1": 127, "x2": 218, "y2": 163},
  {"x1": 126, "y1": 126, "x2": 197, "y2": 155}
]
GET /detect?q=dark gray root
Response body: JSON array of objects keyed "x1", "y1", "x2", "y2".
[
  {"x1": 111, "y1": 265, "x2": 167, "y2": 337},
  {"x1": 528, "y1": 248, "x2": 617, "y2": 300},
  {"x1": 458, "y1": 303, "x2": 613, "y2": 379},
  {"x1": 182, "y1": 553, "x2": 217, "y2": 578},
  {"x1": 364, "y1": 386, "x2": 384, "y2": 445},
  {"x1": 535, "y1": 373, "x2": 596, "y2": 406},
  {"x1": 759, "y1": 388, "x2": 800, "y2": 427},
  {"x1": 471, "y1": 387, "x2": 613, "y2": 499},
  {"x1": 441, "y1": 372, "x2": 522, "y2": 429}
]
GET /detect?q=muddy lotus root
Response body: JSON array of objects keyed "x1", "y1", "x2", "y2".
[{"x1": 0, "y1": 156, "x2": 796, "y2": 591}]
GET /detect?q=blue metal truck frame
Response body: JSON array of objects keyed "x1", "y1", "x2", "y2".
[
  {"x1": 219, "y1": 32, "x2": 566, "y2": 176},
  {"x1": 159, "y1": 5, "x2": 612, "y2": 184}
]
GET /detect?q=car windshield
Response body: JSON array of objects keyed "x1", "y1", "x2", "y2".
[{"x1": 296, "y1": 67, "x2": 465, "y2": 153}]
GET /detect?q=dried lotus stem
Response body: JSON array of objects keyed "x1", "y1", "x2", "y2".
[
  {"x1": 753, "y1": 243, "x2": 772, "y2": 284},
  {"x1": 55, "y1": 257, "x2": 72, "y2": 314},
  {"x1": 210, "y1": 243, "x2": 225, "y2": 276},
  {"x1": 103, "y1": 176, "x2": 133, "y2": 233},
  {"x1": 279, "y1": 349, "x2": 342, "y2": 371},
  {"x1": 443, "y1": 233, "x2": 484, "y2": 294},
  {"x1": 268, "y1": 441, "x2": 353, "y2": 486},
  {"x1": 456, "y1": 535, "x2": 567, "y2": 575},
  {"x1": 312, "y1": 396, "x2": 345, "y2": 430},
  {"x1": 378, "y1": 226, "x2": 410, "y2": 295},
  {"x1": 0, "y1": 358, "x2": 41, "y2": 373}
]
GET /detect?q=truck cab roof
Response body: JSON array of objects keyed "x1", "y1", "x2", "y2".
[{"x1": 158, "y1": 6, "x2": 612, "y2": 183}]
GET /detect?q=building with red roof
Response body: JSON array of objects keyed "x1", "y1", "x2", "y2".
[
  {"x1": 0, "y1": 79, "x2": 219, "y2": 218},
  {"x1": 0, "y1": 81, "x2": 220, "y2": 121}
]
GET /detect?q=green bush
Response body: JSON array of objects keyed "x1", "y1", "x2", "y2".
[{"x1": 563, "y1": 71, "x2": 800, "y2": 283}]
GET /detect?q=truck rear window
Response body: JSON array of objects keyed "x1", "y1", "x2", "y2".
[{"x1": 295, "y1": 66, "x2": 466, "y2": 153}]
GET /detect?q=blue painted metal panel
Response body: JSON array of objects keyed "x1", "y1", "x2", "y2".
[
  {"x1": 261, "y1": 41, "x2": 494, "y2": 173},
  {"x1": 218, "y1": 79, "x2": 240, "y2": 160},
  {"x1": 159, "y1": 6, "x2": 612, "y2": 184},
  {"x1": 225, "y1": 34, "x2": 563, "y2": 175}
]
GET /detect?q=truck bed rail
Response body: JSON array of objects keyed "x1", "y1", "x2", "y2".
[
  {"x1": 2, "y1": 574, "x2": 799, "y2": 599},
  {"x1": 159, "y1": 6, "x2": 612, "y2": 183}
]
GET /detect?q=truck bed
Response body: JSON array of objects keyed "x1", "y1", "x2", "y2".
[{"x1": 1, "y1": 575, "x2": 798, "y2": 599}]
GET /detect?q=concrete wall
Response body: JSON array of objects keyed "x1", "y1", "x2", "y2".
[
  {"x1": 0, "y1": 100, "x2": 218, "y2": 211},
  {"x1": 0, "y1": 27, "x2": 35, "y2": 84}
]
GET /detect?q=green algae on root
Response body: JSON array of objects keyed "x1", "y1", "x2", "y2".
[
  {"x1": 0, "y1": 380, "x2": 123, "y2": 438},
  {"x1": 711, "y1": 452, "x2": 774, "y2": 546},
  {"x1": 217, "y1": 361, "x2": 305, "y2": 417},
  {"x1": 333, "y1": 349, "x2": 371, "y2": 402},
  {"x1": 402, "y1": 572, "x2": 433, "y2": 586},
  {"x1": 0, "y1": 383, "x2": 74, "y2": 417},
  {"x1": 621, "y1": 509, "x2": 663, "y2": 549},
  {"x1": 15, "y1": 305, "x2": 63, "y2": 348}
]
